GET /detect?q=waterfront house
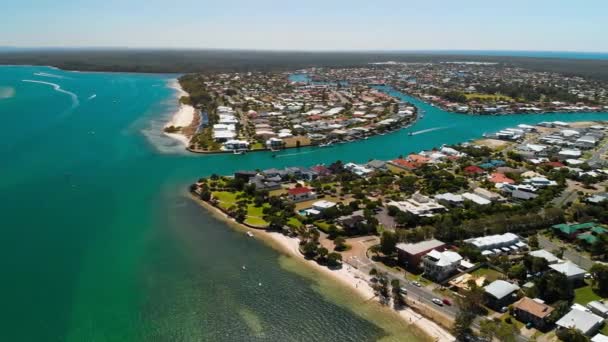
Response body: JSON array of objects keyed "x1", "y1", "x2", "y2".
[
  {"x1": 389, "y1": 158, "x2": 419, "y2": 171},
  {"x1": 422, "y1": 249, "x2": 463, "y2": 282},
  {"x1": 248, "y1": 174, "x2": 282, "y2": 192},
  {"x1": 556, "y1": 308, "x2": 604, "y2": 336},
  {"x1": 287, "y1": 187, "x2": 316, "y2": 202},
  {"x1": 396, "y1": 239, "x2": 446, "y2": 269},
  {"x1": 512, "y1": 297, "x2": 555, "y2": 330},
  {"x1": 484, "y1": 280, "x2": 520, "y2": 310}
]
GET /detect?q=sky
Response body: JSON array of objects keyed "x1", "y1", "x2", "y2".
[{"x1": 1, "y1": 0, "x2": 607, "y2": 51}]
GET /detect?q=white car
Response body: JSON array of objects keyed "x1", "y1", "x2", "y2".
[{"x1": 432, "y1": 298, "x2": 443, "y2": 306}]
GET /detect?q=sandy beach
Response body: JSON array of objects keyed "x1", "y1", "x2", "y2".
[
  {"x1": 190, "y1": 194, "x2": 455, "y2": 342},
  {"x1": 164, "y1": 79, "x2": 196, "y2": 146}
]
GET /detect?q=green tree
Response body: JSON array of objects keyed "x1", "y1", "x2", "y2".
[
  {"x1": 327, "y1": 252, "x2": 342, "y2": 267},
  {"x1": 334, "y1": 236, "x2": 347, "y2": 251},
  {"x1": 556, "y1": 328, "x2": 590, "y2": 342},
  {"x1": 380, "y1": 231, "x2": 397, "y2": 256},
  {"x1": 302, "y1": 241, "x2": 318, "y2": 258},
  {"x1": 590, "y1": 263, "x2": 608, "y2": 295}
]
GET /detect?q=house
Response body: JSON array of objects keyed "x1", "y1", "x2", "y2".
[
  {"x1": 529, "y1": 249, "x2": 561, "y2": 264},
  {"x1": 484, "y1": 280, "x2": 520, "y2": 310},
  {"x1": 473, "y1": 187, "x2": 506, "y2": 202},
  {"x1": 592, "y1": 334, "x2": 608, "y2": 342},
  {"x1": 366, "y1": 159, "x2": 387, "y2": 171},
  {"x1": 462, "y1": 192, "x2": 491, "y2": 205},
  {"x1": 556, "y1": 308, "x2": 604, "y2": 336},
  {"x1": 422, "y1": 249, "x2": 463, "y2": 281},
  {"x1": 248, "y1": 174, "x2": 282, "y2": 191},
  {"x1": 234, "y1": 170, "x2": 257, "y2": 181},
  {"x1": 551, "y1": 222, "x2": 597, "y2": 239},
  {"x1": 287, "y1": 187, "x2": 316, "y2": 202},
  {"x1": 396, "y1": 239, "x2": 446, "y2": 268},
  {"x1": 488, "y1": 172, "x2": 515, "y2": 184},
  {"x1": 434, "y1": 193, "x2": 464, "y2": 206},
  {"x1": 312, "y1": 200, "x2": 337, "y2": 211},
  {"x1": 587, "y1": 301, "x2": 608, "y2": 318},
  {"x1": 512, "y1": 297, "x2": 555, "y2": 330},
  {"x1": 387, "y1": 194, "x2": 447, "y2": 217},
  {"x1": 464, "y1": 165, "x2": 485, "y2": 176},
  {"x1": 389, "y1": 158, "x2": 419, "y2": 171},
  {"x1": 338, "y1": 211, "x2": 367, "y2": 230},
  {"x1": 223, "y1": 140, "x2": 250, "y2": 151},
  {"x1": 550, "y1": 261, "x2": 586, "y2": 283},
  {"x1": 465, "y1": 233, "x2": 522, "y2": 252}
]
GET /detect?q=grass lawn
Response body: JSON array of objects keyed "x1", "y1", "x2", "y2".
[
  {"x1": 314, "y1": 220, "x2": 332, "y2": 233},
  {"x1": 574, "y1": 284, "x2": 603, "y2": 305},
  {"x1": 287, "y1": 217, "x2": 303, "y2": 229},
  {"x1": 213, "y1": 191, "x2": 240, "y2": 209},
  {"x1": 600, "y1": 323, "x2": 608, "y2": 336},
  {"x1": 268, "y1": 188, "x2": 287, "y2": 197},
  {"x1": 471, "y1": 268, "x2": 505, "y2": 282},
  {"x1": 250, "y1": 142, "x2": 265, "y2": 150},
  {"x1": 244, "y1": 216, "x2": 268, "y2": 227}
]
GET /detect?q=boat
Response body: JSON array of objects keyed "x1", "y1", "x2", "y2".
[
  {"x1": 247, "y1": 231, "x2": 254, "y2": 237},
  {"x1": 242, "y1": 265, "x2": 247, "y2": 270},
  {"x1": 233, "y1": 150, "x2": 246, "y2": 155},
  {"x1": 408, "y1": 132, "x2": 413, "y2": 136}
]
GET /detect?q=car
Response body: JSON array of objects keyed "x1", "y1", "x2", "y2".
[
  {"x1": 412, "y1": 281, "x2": 422, "y2": 287},
  {"x1": 585, "y1": 273, "x2": 593, "y2": 279},
  {"x1": 432, "y1": 298, "x2": 443, "y2": 306},
  {"x1": 442, "y1": 298, "x2": 452, "y2": 306},
  {"x1": 399, "y1": 287, "x2": 408, "y2": 294}
]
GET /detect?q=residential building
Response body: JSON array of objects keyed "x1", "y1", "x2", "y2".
[
  {"x1": 556, "y1": 308, "x2": 604, "y2": 336},
  {"x1": 396, "y1": 239, "x2": 446, "y2": 268},
  {"x1": 387, "y1": 194, "x2": 446, "y2": 217},
  {"x1": 512, "y1": 297, "x2": 555, "y2": 330},
  {"x1": 422, "y1": 250, "x2": 463, "y2": 281},
  {"x1": 529, "y1": 249, "x2": 561, "y2": 264},
  {"x1": 287, "y1": 187, "x2": 316, "y2": 202},
  {"x1": 588, "y1": 301, "x2": 608, "y2": 318},
  {"x1": 550, "y1": 261, "x2": 586, "y2": 283},
  {"x1": 464, "y1": 233, "x2": 522, "y2": 252},
  {"x1": 484, "y1": 280, "x2": 520, "y2": 310}
]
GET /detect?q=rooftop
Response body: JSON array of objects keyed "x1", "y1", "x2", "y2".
[
  {"x1": 396, "y1": 239, "x2": 445, "y2": 256},
  {"x1": 513, "y1": 297, "x2": 554, "y2": 319},
  {"x1": 484, "y1": 280, "x2": 520, "y2": 300}
]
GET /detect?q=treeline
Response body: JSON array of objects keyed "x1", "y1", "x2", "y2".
[{"x1": 2, "y1": 49, "x2": 608, "y2": 80}]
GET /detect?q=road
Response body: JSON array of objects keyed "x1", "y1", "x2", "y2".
[
  {"x1": 538, "y1": 235, "x2": 594, "y2": 270},
  {"x1": 345, "y1": 238, "x2": 530, "y2": 341}
]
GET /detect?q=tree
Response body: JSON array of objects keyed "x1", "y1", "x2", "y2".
[
  {"x1": 334, "y1": 236, "x2": 347, "y2": 251},
  {"x1": 317, "y1": 247, "x2": 329, "y2": 262},
  {"x1": 590, "y1": 263, "x2": 608, "y2": 295},
  {"x1": 508, "y1": 263, "x2": 527, "y2": 281},
  {"x1": 535, "y1": 272, "x2": 573, "y2": 302},
  {"x1": 390, "y1": 279, "x2": 405, "y2": 308},
  {"x1": 327, "y1": 252, "x2": 342, "y2": 267},
  {"x1": 302, "y1": 241, "x2": 318, "y2": 258},
  {"x1": 528, "y1": 235, "x2": 539, "y2": 249},
  {"x1": 380, "y1": 231, "x2": 397, "y2": 256},
  {"x1": 556, "y1": 328, "x2": 590, "y2": 342}
]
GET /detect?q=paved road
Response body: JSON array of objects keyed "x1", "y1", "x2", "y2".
[
  {"x1": 538, "y1": 235, "x2": 594, "y2": 270},
  {"x1": 589, "y1": 139, "x2": 608, "y2": 165}
]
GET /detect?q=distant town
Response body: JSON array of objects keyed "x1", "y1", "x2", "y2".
[
  {"x1": 191, "y1": 120, "x2": 608, "y2": 342},
  {"x1": 169, "y1": 71, "x2": 416, "y2": 153}
]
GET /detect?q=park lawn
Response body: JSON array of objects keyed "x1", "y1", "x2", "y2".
[
  {"x1": 314, "y1": 220, "x2": 332, "y2": 233},
  {"x1": 244, "y1": 216, "x2": 268, "y2": 227},
  {"x1": 574, "y1": 284, "x2": 603, "y2": 305},
  {"x1": 465, "y1": 93, "x2": 513, "y2": 102},
  {"x1": 245, "y1": 203, "x2": 270, "y2": 227},
  {"x1": 213, "y1": 191, "x2": 241, "y2": 209},
  {"x1": 471, "y1": 267, "x2": 505, "y2": 282},
  {"x1": 287, "y1": 217, "x2": 303, "y2": 229}
]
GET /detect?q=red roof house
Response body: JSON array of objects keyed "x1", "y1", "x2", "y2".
[
  {"x1": 488, "y1": 173, "x2": 515, "y2": 184},
  {"x1": 464, "y1": 165, "x2": 485, "y2": 175}
]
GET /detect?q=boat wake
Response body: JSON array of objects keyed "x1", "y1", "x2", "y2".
[
  {"x1": 22, "y1": 79, "x2": 79, "y2": 109},
  {"x1": 275, "y1": 150, "x2": 319, "y2": 158},
  {"x1": 410, "y1": 126, "x2": 448, "y2": 136},
  {"x1": 33, "y1": 72, "x2": 67, "y2": 79}
]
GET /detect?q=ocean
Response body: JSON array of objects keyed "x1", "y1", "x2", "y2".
[{"x1": 1, "y1": 65, "x2": 608, "y2": 341}]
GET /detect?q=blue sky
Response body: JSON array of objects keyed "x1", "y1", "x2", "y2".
[{"x1": 2, "y1": 0, "x2": 607, "y2": 51}]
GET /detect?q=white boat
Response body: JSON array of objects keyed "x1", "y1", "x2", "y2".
[{"x1": 247, "y1": 231, "x2": 254, "y2": 237}]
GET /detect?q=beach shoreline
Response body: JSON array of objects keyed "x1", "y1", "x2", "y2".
[
  {"x1": 164, "y1": 79, "x2": 196, "y2": 147},
  {"x1": 189, "y1": 193, "x2": 454, "y2": 342}
]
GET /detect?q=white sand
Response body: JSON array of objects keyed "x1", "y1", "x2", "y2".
[
  {"x1": 262, "y1": 232, "x2": 455, "y2": 342},
  {"x1": 164, "y1": 79, "x2": 196, "y2": 146}
]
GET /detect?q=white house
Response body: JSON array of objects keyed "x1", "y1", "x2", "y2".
[{"x1": 422, "y1": 250, "x2": 463, "y2": 281}]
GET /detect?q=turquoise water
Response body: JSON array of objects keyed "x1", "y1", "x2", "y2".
[{"x1": 1, "y1": 65, "x2": 608, "y2": 341}]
